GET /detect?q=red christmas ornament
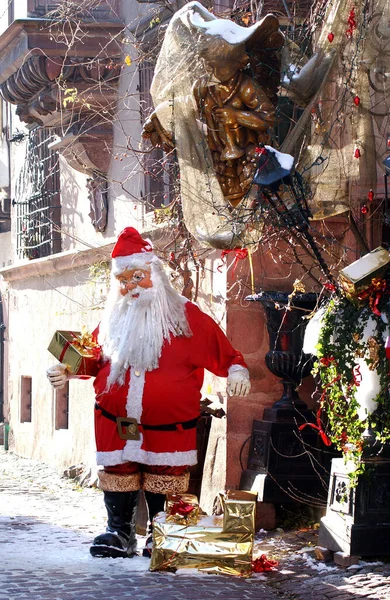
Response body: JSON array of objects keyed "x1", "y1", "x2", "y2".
[
  {"x1": 361, "y1": 205, "x2": 369, "y2": 214},
  {"x1": 327, "y1": 32, "x2": 335, "y2": 42},
  {"x1": 169, "y1": 499, "x2": 194, "y2": 517},
  {"x1": 353, "y1": 96, "x2": 360, "y2": 106},
  {"x1": 354, "y1": 148, "x2": 361, "y2": 158},
  {"x1": 368, "y1": 189, "x2": 374, "y2": 202}
]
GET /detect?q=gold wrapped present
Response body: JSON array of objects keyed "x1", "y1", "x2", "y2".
[
  {"x1": 221, "y1": 490, "x2": 257, "y2": 534},
  {"x1": 165, "y1": 493, "x2": 199, "y2": 526},
  {"x1": 339, "y1": 247, "x2": 390, "y2": 302},
  {"x1": 150, "y1": 513, "x2": 253, "y2": 577},
  {"x1": 48, "y1": 329, "x2": 100, "y2": 376}
]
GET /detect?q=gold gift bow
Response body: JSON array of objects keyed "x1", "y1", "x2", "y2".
[{"x1": 69, "y1": 327, "x2": 100, "y2": 357}]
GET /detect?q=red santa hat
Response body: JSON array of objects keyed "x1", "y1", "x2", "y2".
[{"x1": 111, "y1": 227, "x2": 157, "y2": 275}]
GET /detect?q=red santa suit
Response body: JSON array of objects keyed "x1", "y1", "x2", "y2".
[
  {"x1": 94, "y1": 300, "x2": 247, "y2": 468},
  {"x1": 47, "y1": 227, "x2": 251, "y2": 558}
]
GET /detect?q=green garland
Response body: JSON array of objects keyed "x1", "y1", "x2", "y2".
[{"x1": 313, "y1": 293, "x2": 390, "y2": 484}]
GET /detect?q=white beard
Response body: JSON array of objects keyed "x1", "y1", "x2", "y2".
[{"x1": 98, "y1": 264, "x2": 191, "y2": 388}]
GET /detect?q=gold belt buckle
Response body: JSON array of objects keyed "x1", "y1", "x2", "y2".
[{"x1": 116, "y1": 417, "x2": 140, "y2": 441}]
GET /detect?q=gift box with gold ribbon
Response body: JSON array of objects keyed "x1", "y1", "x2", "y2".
[
  {"x1": 165, "y1": 493, "x2": 200, "y2": 526},
  {"x1": 339, "y1": 247, "x2": 390, "y2": 305},
  {"x1": 221, "y1": 490, "x2": 257, "y2": 534},
  {"x1": 48, "y1": 329, "x2": 100, "y2": 376},
  {"x1": 150, "y1": 513, "x2": 253, "y2": 577}
]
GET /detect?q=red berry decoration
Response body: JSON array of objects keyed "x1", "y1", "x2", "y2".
[
  {"x1": 346, "y1": 8, "x2": 357, "y2": 38},
  {"x1": 348, "y1": 8, "x2": 357, "y2": 28},
  {"x1": 353, "y1": 96, "x2": 360, "y2": 106},
  {"x1": 327, "y1": 32, "x2": 335, "y2": 42},
  {"x1": 354, "y1": 148, "x2": 361, "y2": 158},
  {"x1": 361, "y1": 205, "x2": 368, "y2": 214}
]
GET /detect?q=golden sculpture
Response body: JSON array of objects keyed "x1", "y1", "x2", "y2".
[
  {"x1": 194, "y1": 32, "x2": 280, "y2": 207},
  {"x1": 142, "y1": 6, "x2": 284, "y2": 210}
]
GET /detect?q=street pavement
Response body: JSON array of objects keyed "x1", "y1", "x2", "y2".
[{"x1": 1, "y1": 448, "x2": 389, "y2": 600}]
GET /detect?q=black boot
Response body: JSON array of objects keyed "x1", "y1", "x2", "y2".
[
  {"x1": 90, "y1": 490, "x2": 139, "y2": 558},
  {"x1": 142, "y1": 491, "x2": 165, "y2": 558}
]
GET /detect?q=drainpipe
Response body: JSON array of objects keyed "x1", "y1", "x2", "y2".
[
  {"x1": 0, "y1": 295, "x2": 4, "y2": 424},
  {"x1": 4, "y1": 423, "x2": 9, "y2": 451}
]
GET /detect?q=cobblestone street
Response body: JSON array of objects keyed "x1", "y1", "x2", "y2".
[{"x1": 1, "y1": 448, "x2": 389, "y2": 600}]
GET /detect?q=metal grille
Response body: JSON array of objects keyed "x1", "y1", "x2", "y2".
[{"x1": 14, "y1": 128, "x2": 61, "y2": 260}]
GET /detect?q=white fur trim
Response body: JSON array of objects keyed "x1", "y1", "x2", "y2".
[
  {"x1": 122, "y1": 446, "x2": 198, "y2": 466},
  {"x1": 127, "y1": 368, "x2": 145, "y2": 421},
  {"x1": 96, "y1": 448, "x2": 197, "y2": 467},
  {"x1": 96, "y1": 450, "x2": 128, "y2": 466},
  {"x1": 121, "y1": 368, "x2": 145, "y2": 456},
  {"x1": 111, "y1": 253, "x2": 160, "y2": 275},
  {"x1": 228, "y1": 365, "x2": 250, "y2": 379}
]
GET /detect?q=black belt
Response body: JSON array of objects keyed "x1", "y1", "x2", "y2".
[{"x1": 95, "y1": 402, "x2": 199, "y2": 441}]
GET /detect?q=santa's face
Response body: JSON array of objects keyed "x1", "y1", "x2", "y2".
[
  {"x1": 116, "y1": 268, "x2": 153, "y2": 298},
  {"x1": 99, "y1": 260, "x2": 190, "y2": 382}
]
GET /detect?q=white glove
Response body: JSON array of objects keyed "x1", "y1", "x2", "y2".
[
  {"x1": 46, "y1": 364, "x2": 68, "y2": 389},
  {"x1": 227, "y1": 366, "x2": 251, "y2": 397}
]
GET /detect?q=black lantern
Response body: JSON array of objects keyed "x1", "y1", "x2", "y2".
[
  {"x1": 254, "y1": 145, "x2": 311, "y2": 229},
  {"x1": 253, "y1": 145, "x2": 336, "y2": 287}
]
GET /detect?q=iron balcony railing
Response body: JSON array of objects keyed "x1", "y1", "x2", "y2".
[{"x1": 14, "y1": 127, "x2": 61, "y2": 260}]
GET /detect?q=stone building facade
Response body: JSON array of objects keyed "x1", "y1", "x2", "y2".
[
  {"x1": 0, "y1": 0, "x2": 386, "y2": 519},
  {"x1": 0, "y1": 0, "x2": 254, "y2": 513}
]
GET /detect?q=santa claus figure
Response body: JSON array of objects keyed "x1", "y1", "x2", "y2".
[{"x1": 47, "y1": 227, "x2": 250, "y2": 559}]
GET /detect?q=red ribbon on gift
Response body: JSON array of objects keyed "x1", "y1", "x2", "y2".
[
  {"x1": 217, "y1": 248, "x2": 248, "y2": 274},
  {"x1": 357, "y1": 278, "x2": 387, "y2": 316},
  {"x1": 252, "y1": 554, "x2": 278, "y2": 572},
  {"x1": 169, "y1": 499, "x2": 195, "y2": 517},
  {"x1": 59, "y1": 331, "x2": 79, "y2": 363},
  {"x1": 59, "y1": 331, "x2": 100, "y2": 363},
  {"x1": 299, "y1": 408, "x2": 332, "y2": 447}
]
